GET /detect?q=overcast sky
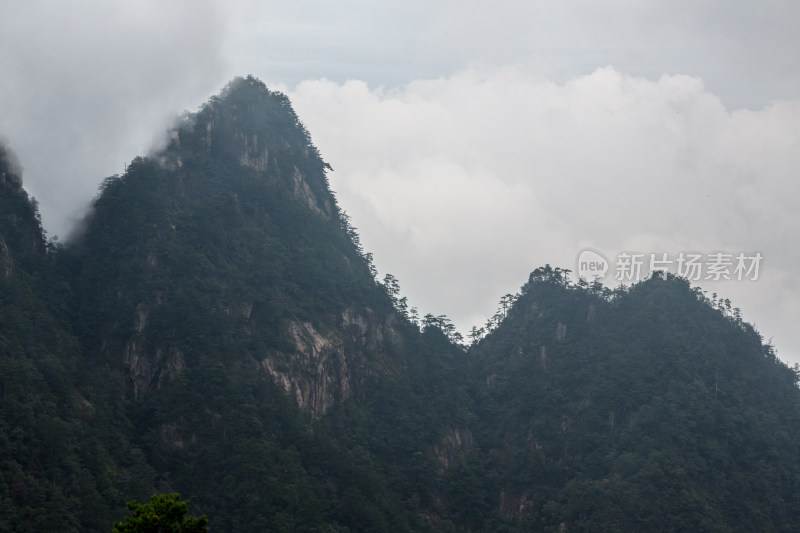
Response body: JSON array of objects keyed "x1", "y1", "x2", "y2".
[{"x1": 1, "y1": 0, "x2": 798, "y2": 364}]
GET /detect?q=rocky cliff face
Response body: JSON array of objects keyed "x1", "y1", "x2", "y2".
[
  {"x1": 257, "y1": 308, "x2": 404, "y2": 418},
  {"x1": 118, "y1": 299, "x2": 403, "y2": 417},
  {"x1": 122, "y1": 333, "x2": 186, "y2": 399}
]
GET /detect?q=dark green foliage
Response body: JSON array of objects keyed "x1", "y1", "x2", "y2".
[
  {"x1": 0, "y1": 148, "x2": 156, "y2": 531},
  {"x1": 465, "y1": 270, "x2": 800, "y2": 532},
  {"x1": 113, "y1": 493, "x2": 208, "y2": 532}
]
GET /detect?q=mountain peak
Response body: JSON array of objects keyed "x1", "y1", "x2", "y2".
[
  {"x1": 72, "y1": 76, "x2": 400, "y2": 417},
  {"x1": 155, "y1": 75, "x2": 334, "y2": 217}
]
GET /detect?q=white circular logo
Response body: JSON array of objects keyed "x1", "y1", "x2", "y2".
[{"x1": 576, "y1": 249, "x2": 609, "y2": 281}]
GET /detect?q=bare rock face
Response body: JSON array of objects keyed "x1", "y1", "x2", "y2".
[
  {"x1": 259, "y1": 308, "x2": 402, "y2": 418},
  {"x1": 123, "y1": 340, "x2": 187, "y2": 400},
  {"x1": 291, "y1": 167, "x2": 329, "y2": 217},
  {"x1": 237, "y1": 132, "x2": 269, "y2": 171},
  {"x1": 121, "y1": 307, "x2": 187, "y2": 399},
  {"x1": 258, "y1": 321, "x2": 348, "y2": 418},
  {"x1": 435, "y1": 427, "x2": 475, "y2": 477}
]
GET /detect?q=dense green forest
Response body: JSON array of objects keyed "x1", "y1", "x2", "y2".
[{"x1": 1, "y1": 77, "x2": 799, "y2": 531}]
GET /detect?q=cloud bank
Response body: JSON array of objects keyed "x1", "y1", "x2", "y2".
[
  {"x1": 0, "y1": 0, "x2": 231, "y2": 236},
  {"x1": 287, "y1": 66, "x2": 800, "y2": 362}
]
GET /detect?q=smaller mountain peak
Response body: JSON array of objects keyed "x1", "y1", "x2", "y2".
[
  {"x1": 0, "y1": 142, "x2": 47, "y2": 267},
  {"x1": 0, "y1": 142, "x2": 24, "y2": 191},
  {"x1": 218, "y1": 74, "x2": 272, "y2": 99}
]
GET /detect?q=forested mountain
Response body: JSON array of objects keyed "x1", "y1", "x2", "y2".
[
  {"x1": 1, "y1": 77, "x2": 799, "y2": 532},
  {"x1": 466, "y1": 267, "x2": 800, "y2": 531}
]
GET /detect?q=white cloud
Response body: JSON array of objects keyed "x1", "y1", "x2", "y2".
[
  {"x1": 288, "y1": 66, "x2": 800, "y2": 364},
  {"x1": 0, "y1": 0, "x2": 232, "y2": 236}
]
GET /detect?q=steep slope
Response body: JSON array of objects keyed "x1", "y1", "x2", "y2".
[
  {"x1": 464, "y1": 267, "x2": 800, "y2": 532},
  {"x1": 0, "y1": 145, "x2": 155, "y2": 532}
]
